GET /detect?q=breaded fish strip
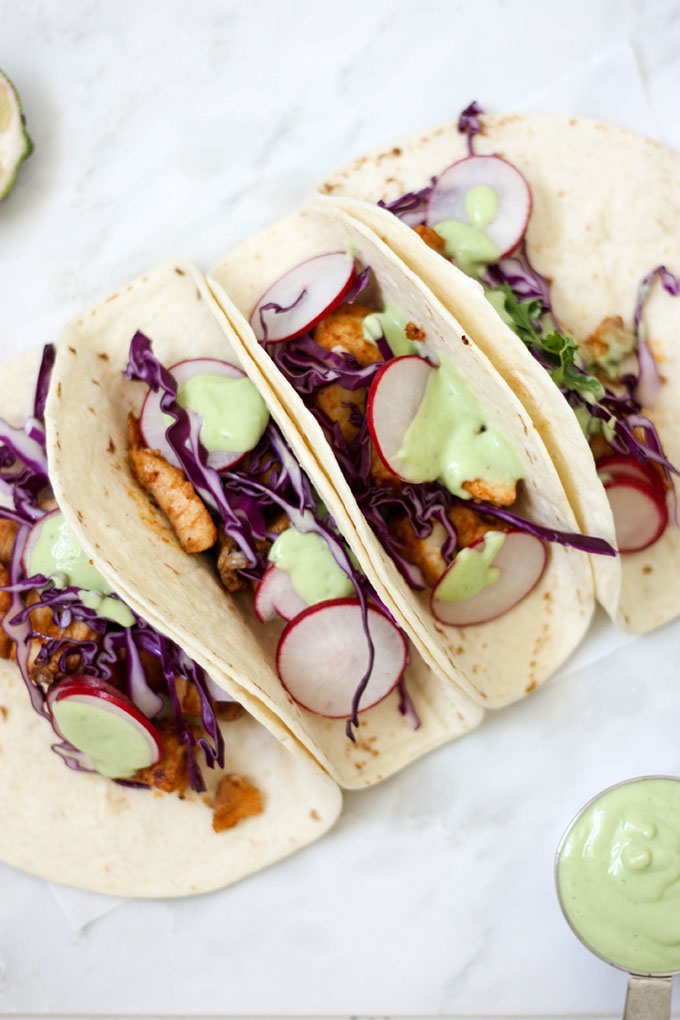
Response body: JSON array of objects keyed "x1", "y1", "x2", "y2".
[
  {"x1": 211, "y1": 773, "x2": 263, "y2": 833},
  {"x1": 391, "y1": 516, "x2": 453, "y2": 588},
  {"x1": 412, "y1": 223, "x2": 447, "y2": 256},
  {"x1": 461, "y1": 477, "x2": 517, "y2": 506},
  {"x1": 216, "y1": 531, "x2": 248, "y2": 592},
  {"x1": 0, "y1": 564, "x2": 12, "y2": 659},
  {"x1": 129, "y1": 440, "x2": 217, "y2": 554},
  {"x1": 314, "y1": 303, "x2": 383, "y2": 366},
  {"x1": 314, "y1": 384, "x2": 366, "y2": 443},
  {"x1": 392, "y1": 506, "x2": 505, "y2": 588},
  {"x1": 0, "y1": 518, "x2": 18, "y2": 566}
]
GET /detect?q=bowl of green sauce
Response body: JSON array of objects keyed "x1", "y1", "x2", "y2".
[{"x1": 556, "y1": 776, "x2": 680, "y2": 977}]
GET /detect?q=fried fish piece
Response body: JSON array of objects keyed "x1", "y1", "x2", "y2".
[
  {"x1": 461, "y1": 477, "x2": 517, "y2": 507},
  {"x1": 314, "y1": 303, "x2": 383, "y2": 366},
  {"x1": 314, "y1": 383, "x2": 366, "y2": 443},
  {"x1": 211, "y1": 773, "x2": 263, "y2": 833},
  {"x1": 412, "y1": 223, "x2": 447, "y2": 256},
  {"x1": 0, "y1": 518, "x2": 18, "y2": 566},
  {"x1": 216, "y1": 531, "x2": 249, "y2": 592},
  {"x1": 129, "y1": 443, "x2": 217, "y2": 554}
]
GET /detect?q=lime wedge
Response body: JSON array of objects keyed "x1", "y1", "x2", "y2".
[{"x1": 0, "y1": 69, "x2": 33, "y2": 200}]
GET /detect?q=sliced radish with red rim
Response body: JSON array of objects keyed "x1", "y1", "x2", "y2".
[
  {"x1": 426, "y1": 155, "x2": 532, "y2": 258},
  {"x1": 603, "y1": 476, "x2": 668, "y2": 553},
  {"x1": 254, "y1": 563, "x2": 308, "y2": 623},
  {"x1": 367, "y1": 355, "x2": 433, "y2": 481},
  {"x1": 596, "y1": 454, "x2": 665, "y2": 501},
  {"x1": 431, "y1": 530, "x2": 546, "y2": 627},
  {"x1": 276, "y1": 598, "x2": 408, "y2": 718},
  {"x1": 47, "y1": 676, "x2": 163, "y2": 778},
  {"x1": 250, "y1": 252, "x2": 357, "y2": 344},
  {"x1": 139, "y1": 357, "x2": 249, "y2": 472}
]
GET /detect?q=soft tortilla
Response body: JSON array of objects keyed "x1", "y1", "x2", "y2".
[
  {"x1": 0, "y1": 350, "x2": 342, "y2": 897},
  {"x1": 207, "y1": 204, "x2": 595, "y2": 708},
  {"x1": 46, "y1": 264, "x2": 483, "y2": 789},
  {"x1": 320, "y1": 113, "x2": 680, "y2": 633}
]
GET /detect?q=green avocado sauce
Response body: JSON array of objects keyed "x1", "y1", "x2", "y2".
[
  {"x1": 52, "y1": 697, "x2": 152, "y2": 778},
  {"x1": 163, "y1": 372, "x2": 269, "y2": 454},
  {"x1": 395, "y1": 358, "x2": 525, "y2": 499},
  {"x1": 433, "y1": 220, "x2": 500, "y2": 276},
  {"x1": 268, "y1": 528, "x2": 354, "y2": 605},
  {"x1": 465, "y1": 185, "x2": 499, "y2": 229},
  {"x1": 363, "y1": 302, "x2": 418, "y2": 357},
  {"x1": 28, "y1": 511, "x2": 134, "y2": 627},
  {"x1": 435, "y1": 532, "x2": 506, "y2": 602},
  {"x1": 558, "y1": 778, "x2": 680, "y2": 975}
]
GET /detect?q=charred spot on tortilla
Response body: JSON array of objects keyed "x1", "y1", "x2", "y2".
[
  {"x1": 107, "y1": 437, "x2": 116, "y2": 454},
  {"x1": 97, "y1": 352, "x2": 109, "y2": 361},
  {"x1": 91, "y1": 378, "x2": 101, "y2": 387},
  {"x1": 460, "y1": 334, "x2": 470, "y2": 346},
  {"x1": 56, "y1": 382, "x2": 62, "y2": 398},
  {"x1": 174, "y1": 267, "x2": 186, "y2": 276},
  {"x1": 76, "y1": 509, "x2": 83, "y2": 523}
]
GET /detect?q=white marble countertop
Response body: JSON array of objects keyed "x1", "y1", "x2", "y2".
[{"x1": 2, "y1": 1, "x2": 680, "y2": 1017}]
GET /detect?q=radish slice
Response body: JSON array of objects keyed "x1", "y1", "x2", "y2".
[
  {"x1": 367, "y1": 355, "x2": 433, "y2": 480},
  {"x1": 47, "y1": 676, "x2": 163, "y2": 779},
  {"x1": 250, "y1": 252, "x2": 356, "y2": 344},
  {"x1": 139, "y1": 357, "x2": 249, "y2": 472},
  {"x1": 254, "y1": 563, "x2": 308, "y2": 623},
  {"x1": 431, "y1": 530, "x2": 546, "y2": 626},
  {"x1": 596, "y1": 454, "x2": 665, "y2": 501},
  {"x1": 21, "y1": 508, "x2": 61, "y2": 579},
  {"x1": 426, "y1": 155, "x2": 532, "y2": 257},
  {"x1": 276, "y1": 598, "x2": 408, "y2": 718},
  {"x1": 604, "y1": 476, "x2": 668, "y2": 553}
]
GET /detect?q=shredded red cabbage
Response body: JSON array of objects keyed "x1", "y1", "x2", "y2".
[
  {"x1": 458, "y1": 100, "x2": 485, "y2": 154},
  {"x1": 378, "y1": 183, "x2": 433, "y2": 227}
]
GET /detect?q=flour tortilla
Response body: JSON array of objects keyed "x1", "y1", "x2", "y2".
[
  {"x1": 320, "y1": 113, "x2": 680, "y2": 633},
  {"x1": 46, "y1": 264, "x2": 483, "y2": 789},
  {"x1": 0, "y1": 349, "x2": 342, "y2": 897},
  {"x1": 208, "y1": 205, "x2": 595, "y2": 709}
]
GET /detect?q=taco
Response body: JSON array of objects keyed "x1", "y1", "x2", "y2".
[
  {"x1": 0, "y1": 347, "x2": 342, "y2": 897},
  {"x1": 319, "y1": 108, "x2": 680, "y2": 633},
  {"x1": 45, "y1": 262, "x2": 484, "y2": 791},
  {"x1": 206, "y1": 204, "x2": 612, "y2": 711}
]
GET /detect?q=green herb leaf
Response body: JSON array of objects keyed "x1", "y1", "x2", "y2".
[{"x1": 498, "y1": 285, "x2": 604, "y2": 401}]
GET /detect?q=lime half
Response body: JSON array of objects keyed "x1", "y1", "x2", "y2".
[{"x1": 0, "y1": 69, "x2": 33, "y2": 200}]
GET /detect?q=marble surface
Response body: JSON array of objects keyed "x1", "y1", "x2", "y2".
[{"x1": 2, "y1": 1, "x2": 680, "y2": 1017}]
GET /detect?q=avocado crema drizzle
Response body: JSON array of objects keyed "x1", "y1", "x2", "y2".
[{"x1": 380, "y1": 100, "x2": 680, "y2": 514}]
